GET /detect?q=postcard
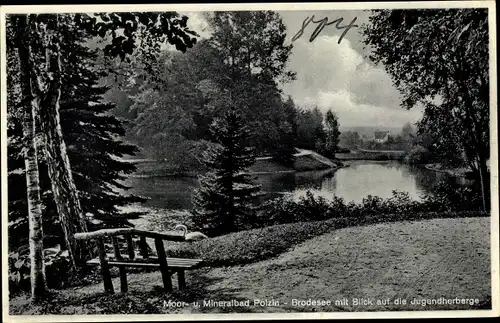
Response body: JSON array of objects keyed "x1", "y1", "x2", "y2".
[{"x1": 1, "y1": 1, "x2": 498, "y2": 321}]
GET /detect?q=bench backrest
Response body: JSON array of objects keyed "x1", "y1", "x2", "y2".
[{"x1": 75, "y1": 228, "x2": 185, "y2": 261}]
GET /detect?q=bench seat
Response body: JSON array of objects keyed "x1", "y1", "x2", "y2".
[{"x1": 87, "y1": 255, "x2": 203, "y2": 269}]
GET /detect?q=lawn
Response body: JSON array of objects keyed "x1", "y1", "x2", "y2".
[{"x1": 9, "y1": 214, "x2": 490, "y2": 315}]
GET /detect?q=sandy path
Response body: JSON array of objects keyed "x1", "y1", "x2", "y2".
[{"x1": 182, "y1": 217, "x2": 490, "y2": 313}]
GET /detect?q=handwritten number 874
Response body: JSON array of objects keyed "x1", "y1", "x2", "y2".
[{"x1": 292, "y1": 15, "x2": 358, "y2": 44}]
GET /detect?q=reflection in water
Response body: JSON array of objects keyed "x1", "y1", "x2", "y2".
[
  {"x1": 123, "y1": 176, "x2": 199, "y2": 210},
  {"x1": 121, "y1": 161, "x2": 474, "y2": 210},
  {"x1": 293, "y1": 161, "x2": 429, "y2": 203}
]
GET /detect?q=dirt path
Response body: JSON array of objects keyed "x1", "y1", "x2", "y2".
[{"x1": 61, "y1": 217, "x2": 490, "y2": 314}]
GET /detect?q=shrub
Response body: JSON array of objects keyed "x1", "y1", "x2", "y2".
[
  {"x1": 404, "y1": 145, "x2": 433, "y2": 164},
  {"x1": 9, "y1": 245, "x2": 73, "y2": 296},
  {"x1": 421, "y1": 181, "x2": 484, "y2": 212},
  {"x1": 256, "y1": 187, "x2": 483, "y2": 228}
]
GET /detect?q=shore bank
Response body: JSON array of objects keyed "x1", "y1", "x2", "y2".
[
  {"x1": 129, "y1": 149, "x2": 343, "y2": 178},
  {"x1": 336, "y1": 149, "x2": 405, "y2": 161},
  {"x1": 424, "y1": 163, "x2": 473, "y2": 178}
]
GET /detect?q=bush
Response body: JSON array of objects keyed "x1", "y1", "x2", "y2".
[
  {"x1": 9, "y1": 245, "x2": 73, "y2": 296},
  {"x1": 421, "y1": 181, "x2": 484, "y2": 211},
  {"x1": 404, "y1": 145, "x2": 433, "y2": 164},
  {"x1": 256, "y1": 187, "x2": 483, "y2": 228}
]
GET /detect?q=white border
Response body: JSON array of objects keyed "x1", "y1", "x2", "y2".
[{"x1": 1, "y1": 1, "x2": 498, "y2": 322}]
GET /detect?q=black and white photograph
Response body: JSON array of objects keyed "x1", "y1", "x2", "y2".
[{"x1": 1, "y1": 2, "x2": 498, "y2": 321}]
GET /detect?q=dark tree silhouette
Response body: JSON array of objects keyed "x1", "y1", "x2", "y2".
[{"x1": 192, "y1": 109, "x2": 261, "y2": 236}]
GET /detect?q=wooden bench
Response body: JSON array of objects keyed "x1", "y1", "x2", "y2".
[{"x1": 74, "y1": 228, "x2": 203, "y2": 294}]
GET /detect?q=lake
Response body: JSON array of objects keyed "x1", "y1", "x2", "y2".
[{"x1": 120, "y1": 160, "x2": 474, "y2": 211}]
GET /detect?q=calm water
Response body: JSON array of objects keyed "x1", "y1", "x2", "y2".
[{"x1": 120, "y1": 161, "x2": 474, "y2": 211}]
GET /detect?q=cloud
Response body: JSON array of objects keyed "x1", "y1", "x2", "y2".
[
  {"x1": 296, "y1": 89, "x2": 422, "y2": 128},
  {"x1": 281, "y1": 34, "x2": 422, "y2": 127},
  {"x1": 282, "y1": 35, "x2": 363, "y2": 97}
]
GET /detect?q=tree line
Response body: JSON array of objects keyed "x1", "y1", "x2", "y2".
[{"x1": 102, "y1": 12, "x2": 341, "y2": 170}]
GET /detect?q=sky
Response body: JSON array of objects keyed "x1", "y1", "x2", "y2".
[{"x1": 181, "y1": 10, "x2": 424, "y2": 129}]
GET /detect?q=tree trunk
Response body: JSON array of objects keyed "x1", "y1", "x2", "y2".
[
  {"x1": 38, "y1": 20, "x2": 93, "y2": 268},
  {"x1": 16, "y1": 15, "x2": 47, "y2": 300},
  {"x1": 477, "y1": 154, "x2": 489, "y2": 212}
]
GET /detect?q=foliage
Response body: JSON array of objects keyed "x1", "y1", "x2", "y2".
[
  {"x1": 421, "y1": 181, "x2": 486, "y2": 212},
  {"x1": 324, "y1": 110, "x2": 341, "y2": 157},
  {"x1": 206, "y1": 11, "x2": 295, "y2": 83},
  {"x1": 7, "y1": 39, "x2": 146, "y2": 251},
  {"x1": 296, "y1": 107, "x2": 326, "y2": 151},
  {"x1": 404, "y1": 145, "x2": 434, "y2": 165},
  {"x1": 103, "y1": 11, "x2": 300, "y2": 165},
  {"x1": 339, "y1": 131, "x2": 362, "y2": 150},
  {"x1": 9, "y1": 245, "x2": 73, "y2": 295},
  {"x1": 7, "y1": 11, "x2": 200, "y2": 282},
  {"x1": 256, "y1": 186, "x2": 485, "y2": 228},
  {"x1": 192, "y1": 109, "x2": 262, "y2": 236},
  {"x1": 206, "y1": 11, "x2": 297, "y2": 160},
  {"x1": 266, "y1": 97, "x2": 298, "y2": 166},
  {"x1": 74, "y1": 12, "x2": 198, "y2": 64},
  {"x1": 362, "y1": 9, "x2": 489, "y2": 209}
]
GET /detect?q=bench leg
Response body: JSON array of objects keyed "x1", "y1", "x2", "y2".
[
  {"x1": 159, "y1": 270, "x2": 173, "y2": 292},
  {"x1": 155, "y1": 238, "x2": 173, "y2": 292},
  {"x1": 101, "y1": 265, "x2": 114, "y2": 294},
  {"x1": 119, "y1": 267, "x2": 128, "y2": 293},
  {"x1": 98, "y1": 238, "x2": 114, "y2": 294},
  {"x1": 178, "y1": 271, "x2": 186, "y2": 290}
]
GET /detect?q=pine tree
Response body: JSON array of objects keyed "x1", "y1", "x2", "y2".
[{"x1": 192, "y1": 109, "x2": 261, "y2": 236}]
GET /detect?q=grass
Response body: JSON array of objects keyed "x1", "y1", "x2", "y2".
[
  {"x1": 9, "y1": 214, "x2": 490, "y2": 315},
  {"x1": 164, "y1": 210, "x2": 486, "y2": 268}
]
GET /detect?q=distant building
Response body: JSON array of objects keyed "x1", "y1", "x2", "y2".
[{"x1": 374, "y1": 131, "x2": 391, "y2": 144}]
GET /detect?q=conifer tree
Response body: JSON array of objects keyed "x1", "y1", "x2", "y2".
[{"x1": 192, "y1": 109, "x2": 261, "y2": 236}]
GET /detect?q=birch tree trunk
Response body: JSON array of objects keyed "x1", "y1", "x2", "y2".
[
  {"x1": 17, "y1": 14, "x2": 93, "y2": 273},
  {"x1": 16, "y1": 15, "x2": 47, "y2": 300},
  {"x1": 38, "y1": 17, "x2": 92, "y2": 269}
]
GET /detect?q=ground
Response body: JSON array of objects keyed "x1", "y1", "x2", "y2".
[
  {"x1": 193, "y1": 217, "x2": 490, "y2": 313},
  {"x1": 10, "y1": 217, "x2": 490, "y2": 314}
]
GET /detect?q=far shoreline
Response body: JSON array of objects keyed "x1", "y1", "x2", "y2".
[{"x1": 127, "y1": 150, "x2": 345, "y2": 178}]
